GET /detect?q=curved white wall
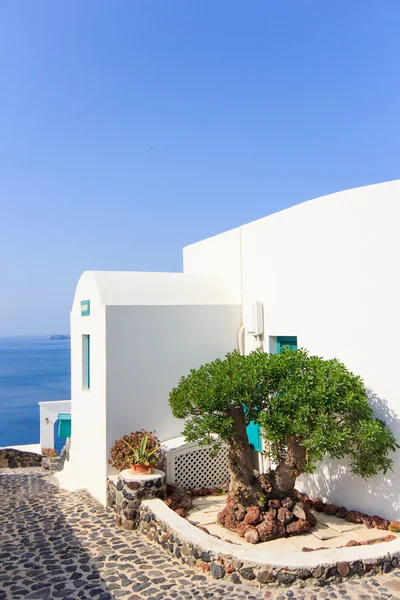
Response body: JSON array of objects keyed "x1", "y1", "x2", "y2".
[{"x1": 184, "y1": 181, "x2": 400, "y2": 519}]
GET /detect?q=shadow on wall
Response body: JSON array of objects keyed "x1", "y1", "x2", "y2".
[{"x1": 297, "y1": 389, "x2": 400, "y2": 520}]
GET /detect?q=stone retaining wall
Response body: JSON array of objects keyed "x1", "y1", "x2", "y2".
[
  {"x1": 138, "y1": 499, "x2": 400, "y2": 588},
  {"x1": 0, "y1": 449, "x2": 42, "y2": 469},
  {"x1": 107, "y1": 469, "x2": 166, "y2": 530}
]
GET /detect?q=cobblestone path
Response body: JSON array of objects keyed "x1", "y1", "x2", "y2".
[{"x1": 1, "y1": 469, "x2": 400, "y2": 600}]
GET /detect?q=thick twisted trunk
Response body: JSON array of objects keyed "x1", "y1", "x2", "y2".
[
  {"x1": 226, "y1": 406, "x2": 261, "y2": 507},
  {"x1": 270, "y1": 436, "x2": 307, "y2": 499}
]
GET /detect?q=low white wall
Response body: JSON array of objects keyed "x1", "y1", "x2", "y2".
[
  {"x1": 184, "y1": 181, "x2": 400, "y2": 519},
  {"x1": 105, "y1": 304, "x2": 241, "y2": 473}
]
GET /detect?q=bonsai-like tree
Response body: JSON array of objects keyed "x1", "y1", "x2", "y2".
[{"x1": 169, "y1": 348, "x2": 398, "y2": 506}]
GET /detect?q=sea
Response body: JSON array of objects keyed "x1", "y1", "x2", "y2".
[{"x1": 0, "y1": 336, "x2": 71, "y2": 448}]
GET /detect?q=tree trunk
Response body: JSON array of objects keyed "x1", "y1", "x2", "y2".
[
  {"x1": 270, "y1": 437, "x2": 306, "y2": 499},
  {"x1": 226, "y1": 406, "x2": 261, "y2": 507}
]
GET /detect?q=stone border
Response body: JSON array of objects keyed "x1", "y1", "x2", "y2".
[
  {"x1": 107, "y1": 470, "x2": 166, "y2": 530},
  {"x1": 139, "y1": 498, "x2": 400, "y2": 586},
  {"x1": 0, "y1": 448, "x2": 42, "y2": 469}
]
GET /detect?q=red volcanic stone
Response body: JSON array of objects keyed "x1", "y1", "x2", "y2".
[
  {"x1": 281, "y1": 497, "x2": 295, "y2": 510},
  {"x1": 175, "y1": 508, "x2": 186, "y2": 517},
  {"x1": 164, "y1": 498, "x2": 179, "y2": 511},
  {"x1": 256, "y1": 519, "x2": 285, "y2": 542},
  {"x1": 217, "y1": 506, "x2": 237, "y2": 531},
  {"x1": 389, "y1": 521, "x2": 400, "y2": 533},
  {"x1": 345, "y1": 539, "x2": 361, "y2": 547},
  {"x1": 244, "y1": 527, "x2": 260, "y2": 544},
  {"x1": 199, "y1": 561, "x2": 210, "y2": 572},
  {"x1": 346, "y1": 510, "x2": 365, "y2": 524},
  {"x1": 371, "y1": 515, "x2": 390, "y2": 530},
  {"x1": 225, "y1": 495, "x2": 239, "y2": 509},
  {"x1": 293, "y1": 502, "x2": 316, "y2": 526},
  {"x1": 362, "y1": 516, "x2": 373, "y2": 529},
  {"x1": 335, "y1": 507, "x2": 348, "y2": 519},
  {"x1": 324, "y1": 504, "x2": 339, "y2": 516},
  {"x1": 235, "y1": 508, "x2": 246, "y2": 522},
  {"x1": 313, "y1": 499, "x2": 325, "y2": 512},
  {"x1": 225, "y1": 564, "x2": 236, "y2": 574},
  {"x1": 384, "y1": 534, "x2": 397, "y2": 542},
  {"x1": 236, "y1": 521, "x2": 253, "y2": 537},
  {"x1": 168, "y1": 487, "x2": 193, "y2": 510},
  {"x1": 268, "y1": 499, "x2": 281, "y2": 509},
  {"x1": 286, "y1": 519, "x2": 311, "y2": 536},
  {"x1": 264, "y1": 508, "x2": 277, "y2": 521},
  {"x1": 337, "y1": 562, "x2": 350, "y2": 577},
  {"x1": 295, "y1": 490, "x2": 310, "y2": 502},
  {"x1": 244, "y1": 506, "x2": 261, "y2": 526},
  {"x1": 277, "y1": 507, "x2": 294, "y2": 525},
  {"x1": 305, "y1": 507, "x2": 317, "y2": 528}
]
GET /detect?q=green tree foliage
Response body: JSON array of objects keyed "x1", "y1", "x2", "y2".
[
  {"x1": 169, "y1": 348, "x2": 398, "y2": 500},
  {"x1": 169, "y1": 350, "x2": 275, "y2": 448},
  {"x1": 259, "y1": 348, "x2": 398, "y2": 480}
]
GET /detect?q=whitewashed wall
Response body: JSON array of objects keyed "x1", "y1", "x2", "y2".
[
  {"x1": 184, "y1": 180, "x2": 400, "y2": 519},
  {"x1": 56, "y1": 272, "x2": 108, "y2": 504},
  {"x1": 105, "y1": 304, "x2": 241, "y2": 475},
  {"x1": 60, "y1": 271, "x2": 240, "y2": 505}
]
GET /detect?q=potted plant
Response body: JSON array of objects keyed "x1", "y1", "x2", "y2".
[
  {"x1": 42, "y1": 447, "x2": 58, "y2": 458},
  {"x1": 124, "y1": 433, "x2": 161, "y2": 474},
  {"x1": 109, "y1": 429, "x2": 162, "y2": 474}
]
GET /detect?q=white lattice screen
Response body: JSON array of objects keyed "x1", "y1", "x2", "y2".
[{"x1": 166, "y1": 442, "x2": 229, "y2": 489}]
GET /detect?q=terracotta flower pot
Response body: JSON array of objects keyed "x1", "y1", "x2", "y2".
[{"x1": 130, "y1": 464, "x2": 154, "y2": 475}]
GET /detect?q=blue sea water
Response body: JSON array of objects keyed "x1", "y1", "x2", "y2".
[{"x1": 0, "y1": 336, "x2": 71, "y2": 447}]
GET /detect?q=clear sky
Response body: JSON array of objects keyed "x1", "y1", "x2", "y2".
[{"x1": 0, "y1": 1, "x2": 399, "y2": 335}]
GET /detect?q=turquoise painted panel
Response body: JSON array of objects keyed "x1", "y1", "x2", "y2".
[
  {"x1": 246, "y1": 420, "x2": 262, "y2": 452},
  {"x1": 54, "y1": 420, "x2": 66, "y2": 454},
  {"x1": 277, "y1": 336, "x2": 298, "y2": 353},
  {"x1": 57, "y1": 413, "x2": 71, "y2": 438},
  {"x1": 81, "y1": 300, "x2": 90, "y2": 316}
]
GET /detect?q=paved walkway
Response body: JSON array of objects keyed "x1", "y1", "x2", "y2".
[{"x1": 1, "y1": 469, "x2": 400, "y2": 600}]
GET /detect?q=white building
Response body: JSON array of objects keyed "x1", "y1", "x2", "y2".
[
  {"x1": 58, "y1": 180, "x2": 400, "y2": 518},
  {"x1": 57, "y1": 272, "x2": 240, "y2": 504}
]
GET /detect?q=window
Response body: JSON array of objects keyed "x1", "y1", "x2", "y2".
[
  {"x1": 277, "y1": 336, "x2": 297, "y2": 353},
  {"x1": 82, "y1": 334, "x2": 90, "y2": 390},
  {"x1": 269, "y1": 336, "x2": 298, "y2": 354}
]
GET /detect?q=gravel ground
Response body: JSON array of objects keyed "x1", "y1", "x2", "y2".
[{"x1": 1, "y1": 468, "x2": 400, "y2": 600}]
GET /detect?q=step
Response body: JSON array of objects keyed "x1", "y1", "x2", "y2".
[{"x1": 312, "y1": 510, "x2": 363, "y2": 533}]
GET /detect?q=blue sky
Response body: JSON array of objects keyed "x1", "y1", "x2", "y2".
[{"x1": 0, "y1": 1, "x2": 399, "y2": 334}]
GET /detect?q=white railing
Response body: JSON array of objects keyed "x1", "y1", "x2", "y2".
[{"x1": 38, "y1": 400, "x2": 71, "y2": 450}]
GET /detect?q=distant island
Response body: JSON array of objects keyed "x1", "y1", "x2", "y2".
[{"x1": 49, "y1": 335, "x2": 71, "y2": 340}]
